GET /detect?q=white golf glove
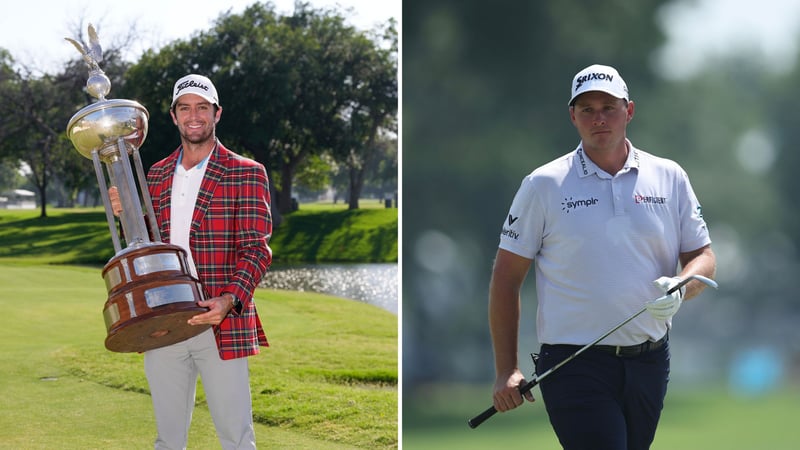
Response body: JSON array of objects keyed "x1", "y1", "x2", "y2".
[{"x1": 646, "y1": 276, "x2": 684, "y2": 320}]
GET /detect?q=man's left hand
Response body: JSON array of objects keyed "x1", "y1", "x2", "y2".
[
  {"x1": 188, "y1": 294, "x2": 235, "y2": 326},
  {"x1": 646, "y1": 276, "x2": 683, "y2": 320}
]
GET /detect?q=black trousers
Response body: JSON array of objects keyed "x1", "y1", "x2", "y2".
[{"x1": 535, "y1": 341, "x2": 670, "y2": 450}]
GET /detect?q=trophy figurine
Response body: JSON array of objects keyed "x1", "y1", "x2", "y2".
[{"x1": 66, "y1": 25, "x2": 209, "y2": 353}]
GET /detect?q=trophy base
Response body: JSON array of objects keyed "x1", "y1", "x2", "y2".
[
  {"x1": 101, "y1": 243, "x2": 209, "y2": 353},
  {"x1": 104, "y1": 302, "x2": 210, "y2": 353}
]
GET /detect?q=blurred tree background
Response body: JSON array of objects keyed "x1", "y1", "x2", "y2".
[{"x1": 403, "y1": 0, "x2": 799, "y2": 437}]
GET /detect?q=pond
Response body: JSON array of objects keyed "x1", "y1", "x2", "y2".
[{"x1": 259, "y1": 263, "x2": 398, "y2": 314}]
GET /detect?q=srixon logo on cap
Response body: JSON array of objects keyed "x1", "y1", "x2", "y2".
[
  {"x1": 176, "y1": 79, "x2": 210, "y2": 94},
  {"x1": 575, "y1": 72, "x2": 614, "y2": 89}
]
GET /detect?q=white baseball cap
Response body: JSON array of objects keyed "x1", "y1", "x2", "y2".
[
  {"x1": 171, "y1": 74, "x2": 219, "y2": 107},
  {"x1": 568, "y1": 64, "x2": 628, "y2": 106}
]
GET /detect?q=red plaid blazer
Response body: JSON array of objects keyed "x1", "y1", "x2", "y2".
[{"x1": 147, "y1": 140, "x2": 272, "y2": 360}]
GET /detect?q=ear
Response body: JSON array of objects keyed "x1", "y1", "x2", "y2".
[
  {"x1": 214, "y1": 106, "x2": 223, "y2": 123},
  {"x1": 169, "y1": 108, "x2": 178, "y2": 125},
  {"x1": 626, "y1": 100, "x2": 635, "y2": 123}
]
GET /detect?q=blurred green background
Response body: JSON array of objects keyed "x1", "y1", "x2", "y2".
[{"x1": 402, "y1": 0, "x2": 800, "y2": 448}]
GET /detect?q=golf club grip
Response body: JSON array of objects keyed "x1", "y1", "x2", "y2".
[
  {"x1": 468, "y1": 378, "x2": 538, "y2": 428},
  {"x1": 667, "y1": 275, "x2": 701, "y2": 295}
]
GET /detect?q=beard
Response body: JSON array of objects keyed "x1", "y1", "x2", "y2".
[{"x1": 179, "y1": 124, "x2": 215, "y2": 146}]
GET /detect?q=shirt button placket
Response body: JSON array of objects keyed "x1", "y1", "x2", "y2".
[{"x1": 612, "y1": 178, "x2": 625, "y2": 215}]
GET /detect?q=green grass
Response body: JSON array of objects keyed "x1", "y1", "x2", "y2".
[
  {"x1": 402, "y1": 384, "x2": 800, "y2": 449},
  {"x1": 296, "y1": 199, "x2": 391, "y2": 211},
  {"x1": 271, "y1": 204, "x2": 397, "y2": 263},
  {"x1": 0, "y1": 264, "x2": 397, "y2": 449},
  {"x1": 0, "y1": 205, "x2": 397, "y2": 265},
  {"x1": 0, "y1": 208, "x2": 114, "y2": 264},
  {"x1": 0, "y1": 203, "x2": 397, "y2": 447}
]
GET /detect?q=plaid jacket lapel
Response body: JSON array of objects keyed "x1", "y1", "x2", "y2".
[{"x1": 191, "y1": 149, "x2": 227, "y2": 234}]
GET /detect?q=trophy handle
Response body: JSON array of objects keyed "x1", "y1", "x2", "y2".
[
  {"x1": 132, "y1": 147, "x2": 162, "y2": 243},
  {"x1": 92, "y1": 149, "x2": 122, "y2": 253},
  {"x1": 109, "y1": 139, "x2": 149, "y2": 247}
]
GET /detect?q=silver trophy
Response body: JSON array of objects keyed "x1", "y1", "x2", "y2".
[{"x1": 66, "y1": 25, "x2": 208, "y2": 353}]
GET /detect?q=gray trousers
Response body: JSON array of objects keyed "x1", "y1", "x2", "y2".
[{"x1": 144, "y1": 328, "x2": 256, "y2": 450}]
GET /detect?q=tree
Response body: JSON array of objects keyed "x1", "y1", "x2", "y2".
[
  {"x1": 215, "y1": 2, "x2": 397, "y2": 213},
  {"x1": 294, "y1": 153, "x2": 334, "y2": 195},
  {"x1": 365, "y1": 134, "x2": 398, "y2": 200},
  {"x1": 0, "y1": 160, "x2": 24, "y2": 193},
  {"x1": 0, "y1": 64, "x2": 76, "y2": 217},
  {"x1": 330, "y1": 20, "x2": 398, "y2": 209},
  {"x1": 124, "y1": 2, "x2": 397, "y2": 214},
  {"x1": 0, "y1": 22, "x2": 136, "y2": 215}
]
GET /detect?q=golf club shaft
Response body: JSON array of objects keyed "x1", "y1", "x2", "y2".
[{"x1": 468, "y1": 274, "x2": 716, "y2": 429}]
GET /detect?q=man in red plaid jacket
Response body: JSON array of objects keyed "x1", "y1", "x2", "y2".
[
  {"x1": 147, "y1": 116, "x2": 271, "y2": 360},
  {"x1": 142, "y1": 74, "x2": 271, "y2": 449}
]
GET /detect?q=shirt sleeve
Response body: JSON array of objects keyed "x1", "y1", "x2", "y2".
[
  {"x1": 498, "y1": 174, "x2": 544, "y2": 260},
  {"x1": 676, "y1": 167, "x2": 712, "y2": 253}
]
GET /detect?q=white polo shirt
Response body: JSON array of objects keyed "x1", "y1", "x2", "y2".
[
  {"x1": 499, "y1": 140, "x2": 711, "y2": 346},
  {"x1": 170, "y1": 151, "x2": 210, "y2": 278}
]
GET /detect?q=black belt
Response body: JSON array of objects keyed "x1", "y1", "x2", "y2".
[{"x1": 594, "y1": 334, "x2": 668, "y2": 357}]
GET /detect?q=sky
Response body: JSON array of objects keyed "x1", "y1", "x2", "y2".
[{"x1": 0, "y1": 0, "x2": 399, "y2": 73}]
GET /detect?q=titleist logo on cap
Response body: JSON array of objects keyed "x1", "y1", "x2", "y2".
[{"x1": 176, "y1": 79, "x2": 210, "y2": 94}]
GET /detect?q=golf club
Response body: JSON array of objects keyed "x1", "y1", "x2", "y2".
[{"x1": 467, "y1": 274, "x2": 718, "y2": 429}]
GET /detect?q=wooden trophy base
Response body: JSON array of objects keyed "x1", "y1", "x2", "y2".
[
  {"x1": 104, "y1": 301, "x2": 210, "y2": 353},
  {"x1": 101, "y1": 243, "x2": 209, "y2": 353}
]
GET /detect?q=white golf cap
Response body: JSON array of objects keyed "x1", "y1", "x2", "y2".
[
  {"x1": 568, "y1": 64, "x2": 628, "y2": 106},
  {"x1": 171, "y1": 74, "x2": 219, "y2": 107}
]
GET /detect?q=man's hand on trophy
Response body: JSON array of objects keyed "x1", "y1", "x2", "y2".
[
  {"x1": 108, "y1": 186, "x2": 123, "y2": 216},
  {"x1": 187, "y1": 294, "x2": 235, "y2": 326}
]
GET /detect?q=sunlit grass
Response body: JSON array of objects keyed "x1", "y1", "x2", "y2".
[
  {"x1": 0, "y1": 264, "x2": 397, "y2": 449},
  {"x1": 0, "y1": 204, "x2": 398, "y2": 265},
  {"x1": 0, "y1": 204, "x2": 398, "y2": 447},
  {"x1": 272, "y1": 205, "x2": 397, "y2": 263},
  {"x1": 0, "y1": 208, "x2": 113, "y2": 265},
  {"x1": 297, "y1": 198, "x2": 393, "y2": 210}
]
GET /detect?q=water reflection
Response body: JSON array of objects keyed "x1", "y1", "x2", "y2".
[{"x1": 259, "y1": 263, "x2": 398, "y2": 314}]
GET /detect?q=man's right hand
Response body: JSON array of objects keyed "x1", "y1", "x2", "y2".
[
  {"x1": 108, "y1": 186, "x2": 122, "y2": 217},
  {"x1": 493, "y1": 369, "x2": 535, "y2": 412}
]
